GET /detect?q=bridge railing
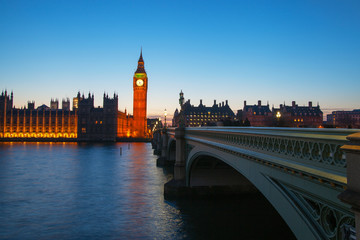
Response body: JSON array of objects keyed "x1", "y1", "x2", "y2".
[
  {"x1": 167, "y1": 127, "x2": 176, "y2": 136},
  {"x1": 181, "y1": 127, "x2": 360, "y2": 180}
]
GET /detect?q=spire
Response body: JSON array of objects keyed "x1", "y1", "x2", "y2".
[
  {"x1": 135, "y1": 48, "x2": 146, "y2": 73},
  {"x1": 138, "y1": 47, "x2": 144, "y2": 63}
]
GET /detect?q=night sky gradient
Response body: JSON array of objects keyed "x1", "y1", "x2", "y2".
[{"x1": 1, "y1": 0, "x2": 359, "y2": 120}]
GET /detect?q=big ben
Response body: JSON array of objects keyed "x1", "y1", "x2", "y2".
[{"x1": 133, "y1": 50, "x2": 148, "y2": 138}]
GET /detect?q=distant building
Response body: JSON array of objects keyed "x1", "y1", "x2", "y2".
[
  {"x1": 273, "y1": 101, "x2": 323, "y2": 128},
  {"x1": 172, "y1": 95, "x2": 235, "y2": 127},
  {"x1": 172, "y1": 109, "x2": 179, "y2": 127},
  {"x1": 326, "y1": 110, "x2": 360, "y2": 128},
  {"x1": 239, "y1": 100, "x2": 273, "y2": 127}
]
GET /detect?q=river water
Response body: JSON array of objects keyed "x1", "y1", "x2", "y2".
[{"x1": 0, "y1": 142, "x2": 295, "y2": 239}]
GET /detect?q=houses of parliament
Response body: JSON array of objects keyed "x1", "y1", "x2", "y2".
[{"x1": 0, "y1": 52, "x2": 150, "y2": 141}]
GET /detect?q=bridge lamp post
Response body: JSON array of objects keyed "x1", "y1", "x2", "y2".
[
  {"x1": 276, "y1": 111, "x2": 281, "y2": 127},
  {"x1": 164, "y1": 109, "x2": 167, "y2": 129}
]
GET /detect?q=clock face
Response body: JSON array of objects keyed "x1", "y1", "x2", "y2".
[{"x1": 136, "y1": 79, "x2": 144, "y2": 86}]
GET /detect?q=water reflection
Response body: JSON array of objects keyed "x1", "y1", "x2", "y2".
[{"x1": 0, "y1": 142, "x2": 294, "y2": 239}]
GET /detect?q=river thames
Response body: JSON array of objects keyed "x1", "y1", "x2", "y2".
[{"x1": 0, "y1": 142, "x2": 295, "y2": 239}]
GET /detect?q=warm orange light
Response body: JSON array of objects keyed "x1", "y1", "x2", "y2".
[{"x1": 2, "y1": 131, "x2": 73, "y2": 138}]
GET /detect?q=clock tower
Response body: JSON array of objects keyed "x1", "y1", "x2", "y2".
[{"x1": 133, "y1": 50, "x2": 148, "y2": 138}]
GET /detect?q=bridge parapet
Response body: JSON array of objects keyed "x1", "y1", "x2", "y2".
[
  {"x1": 339, "y1": 132, "x2": 360, "y2": 240},
  {"x1": 183, "y1": 127, "x2": 360, "y2": 185}
]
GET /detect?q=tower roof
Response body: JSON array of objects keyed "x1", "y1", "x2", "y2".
[{"x1": 135, "y1": 49, "x2": 146, "y2": 74}]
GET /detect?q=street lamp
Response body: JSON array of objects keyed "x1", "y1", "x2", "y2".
[
  {"x1": 276, "y1": 111, "x2": 281, "y2": 127},
  {"x1": 276, "y1": 111, "x2": 281, "y2": 118},
  {"x1": 164, "y1": 109, "x2": 167, "y2": 129}
]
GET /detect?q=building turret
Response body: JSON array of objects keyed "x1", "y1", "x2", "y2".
[
  {"x1": 28, "y1": 101, "x2": 35, "y2": 110},
  {"x1": 50, "y1": 99, "x2": 59, "y2": 110},
  {"x1": 62, "y1": 98, "x2": 70, "y2": 111}
]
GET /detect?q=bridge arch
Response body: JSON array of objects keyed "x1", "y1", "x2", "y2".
[
  {"x1": 186, "y1": 144, "x2": 322, "y2": 240},
  {"x1": 167, "y1": 138, "x2": 176, "y2": 162},
  {"x1": 187, "y1": 152, "x2": 258, "y2": 193}
]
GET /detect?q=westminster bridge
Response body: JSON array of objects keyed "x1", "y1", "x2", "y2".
[{"x1": 153, "y1": 127, "x2": 360, "y2": 240}]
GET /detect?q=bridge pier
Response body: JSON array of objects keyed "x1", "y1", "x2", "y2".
[
  {"x1": 174, "y1": 127, "x2": 186, "y2": 178},
  {"x1": 164, "y1": 127, "x2": 188, "y2": 198},
  {"x1": 156, "y1": 129, "x2": 173, "y2": 166},
  {"x1": 153, "y1": 130, "x2": 162, "y2": 155},
  {"x1": 339, "y1": 132, "x2": 360, "y2": 239}
]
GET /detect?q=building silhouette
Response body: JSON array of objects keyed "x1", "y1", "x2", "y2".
[
  {"x1": 76, "y1": 92, "x2": 118, "y2": 141},
  {"x1": 172, "y1": 92, "x2": 235, "y2": 127}
]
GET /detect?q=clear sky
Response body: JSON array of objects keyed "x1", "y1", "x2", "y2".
[{"x1": 1, "y1": 0, "x2": 359, "y2": 120}]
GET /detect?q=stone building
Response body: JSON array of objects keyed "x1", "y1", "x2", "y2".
[
  {"x1": 273, "y1": 101, "x2": 323, "y2": 128},
  {"x1": 326, "y1": 110, "x2": 360, "y2": 128},
  {"x1": 172, "y1": 94, "x2": 235, "y2": 127},
  {"x1": 77, "y1": 92, "x2": 118, "y2": 141},
  {"x1": 0, "y1": 90, "x2": 77, "y2": 139},
  {"x1": 238, "y1": 100, "x2": 273, "y2": 127}
]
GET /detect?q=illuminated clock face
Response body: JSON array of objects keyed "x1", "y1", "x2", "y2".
[{"x1": 136, "y1": 79, "x2": 144, "y2": 86}]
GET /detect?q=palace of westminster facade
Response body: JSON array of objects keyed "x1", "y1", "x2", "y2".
[{"x1": 0, "y1": 52, "x2": 149, "y2": 141}]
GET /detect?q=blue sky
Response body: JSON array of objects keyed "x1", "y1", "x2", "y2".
[{"x1": 1, "y1": 0, "x2": 359, "y2": 119}]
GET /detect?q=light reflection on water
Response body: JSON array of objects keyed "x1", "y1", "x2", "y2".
[{"x1": 0, "y1": 142, "x2": 294, "y2": 240}]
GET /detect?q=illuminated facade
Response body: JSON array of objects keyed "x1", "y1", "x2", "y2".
[
  {"x1": 0, "y1": 90, "x2": 77, "y2": 139},
  {"x1": 1, "y1": 51, "x2": 151, "y2": 141},
  {"x1": 132, "y1": 50, "x2": 148, "y2": 137}
]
